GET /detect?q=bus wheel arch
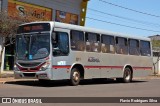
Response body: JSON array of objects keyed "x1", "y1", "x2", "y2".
[{"x1": 70, "y1": 64, "x2": 84, "y2": 86}]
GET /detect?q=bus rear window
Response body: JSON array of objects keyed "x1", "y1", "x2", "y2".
[{"x1": 17, "y1": 23, "x2": 50, "y2": 34}]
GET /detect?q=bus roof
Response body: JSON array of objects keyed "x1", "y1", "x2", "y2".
[{"x1": 20, "y1": 21, "x2": 151, "y2": 41}]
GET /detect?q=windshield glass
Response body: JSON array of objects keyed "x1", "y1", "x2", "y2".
[{"x1": 16, "y1": 33, "x2": 50, "y2": 60}]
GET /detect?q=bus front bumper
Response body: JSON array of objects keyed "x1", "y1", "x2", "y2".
[{"x1": 14, "y1": 71, "x2": 51, "y2": 80}]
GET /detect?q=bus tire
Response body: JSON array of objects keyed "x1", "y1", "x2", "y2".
[
  {"x1": 70, "y1": 68, "x2": 80, "y2": 86},
  {"x1": 123, "y1": 67, "x2": 132, "y2": 83}
]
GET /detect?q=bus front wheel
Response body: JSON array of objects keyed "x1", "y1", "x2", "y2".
[{"x1": 70, "y1": 68, "x2": 80, "y2": 86}]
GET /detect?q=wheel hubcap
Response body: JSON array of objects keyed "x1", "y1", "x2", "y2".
[
  {"x1": 73, "y1": 71, "x2": 79, "y2": 82},
  {"x1": 125, "y1": 70, "x2": 131, "y2": 80}
]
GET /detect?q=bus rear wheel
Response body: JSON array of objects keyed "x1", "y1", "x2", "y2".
[
  {"x1": 123, "y1": 67, "x2": 132, "y2": 83},
  {"x1": 70, "y1": 68, "x2": 80, "y2": 86},
  {"x1": 117, "y1": 67, "x2": 132, "y2": 83}
]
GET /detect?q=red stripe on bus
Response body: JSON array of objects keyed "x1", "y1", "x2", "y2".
[
  {"x1": 52, "y1": 65, "x2": 71, "y2": 69},
  {"x1": 84, "y1": 66, "x2": 123, "y2": 69},
  {"x1": 52, "y1": 65, "x2": 152, "y2": 70},
  {"x1": 133, "y1": 67, "x2": 152, "y2": 70}
]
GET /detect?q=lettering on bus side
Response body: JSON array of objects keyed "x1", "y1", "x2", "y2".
[{"x1": 88, "y1": 57, "x2": 100, "y2": 62}]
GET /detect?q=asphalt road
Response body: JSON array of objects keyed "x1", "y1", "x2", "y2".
[{"x1": 0, "y1": 79, "x2": 160, "y2": 106}]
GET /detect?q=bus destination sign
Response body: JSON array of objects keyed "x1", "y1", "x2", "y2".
[{"x1": 17, "y1": 23, "x2": 50, "y2": 34}]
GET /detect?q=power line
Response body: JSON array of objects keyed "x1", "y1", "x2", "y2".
[
  {"x1": 86, "y1": 17, "x2": 160, "y2": 33},
  {"x1": 88, "y1": 8, "x2": 160, "y2": 28},
  {"x1": 99, "y1": 0, "x2": 160, "y2": 18}
]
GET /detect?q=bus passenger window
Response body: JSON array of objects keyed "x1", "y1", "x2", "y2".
[
  {"x1": 140, "y1": 41, "x2": 151, "y2": 56},
  {"x1": 101, "y1": 35, "x2": 115, "y2": 53},
  {"x1": 129, "y1": 39, "x2": 140, "y2": 55},
  {"x1": 70, "y1": 30, "x2": 85, "y2": 51},
  {"x1": 85, "y1": 33, "x2": 101, "y2": 52},
  {"x1": 52, "y1": 32, "x2": 69, "y2": 56},
  {"x1": 116, "y1": 37, "x2": 128, "y2": 55}
]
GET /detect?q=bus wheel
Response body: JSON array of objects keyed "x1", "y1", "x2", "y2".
[
  {"x1": 70, "y1": 68, "x2": 80, "y2": 86},
  {"x1": 123, "y1": 67, "x2": 132, "y2": 83}
]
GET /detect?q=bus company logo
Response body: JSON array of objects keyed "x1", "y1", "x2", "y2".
[
  {"x1": 27, "y1": 68, "x2": 30, "y2": 71},
  {"x1": 88, "y1": 57, "x2": 100, "y2": 62}
]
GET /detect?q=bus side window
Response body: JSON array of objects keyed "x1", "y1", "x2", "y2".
[
  {"x1": 101, "y1": 35, "x2": 115, "y2": 53},
  {"x1": 116, "y1": 37, "x2": 128, "y2": 55},
  {"x1": 140, "y1": 41, "x2": 151, "y2": 56},
  {"x1": 70, "y1": 30, "x2": 85, "y2": 51},
  {"x1": 129, "y1": 39, "x2": 140, "y2": 55},
  {"x1": 85, "y1": 33, "x2": 101, "y2": 52}
]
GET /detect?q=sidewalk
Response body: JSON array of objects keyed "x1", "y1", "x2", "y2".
[
  {"x1": 0, "y1": 71, "x2": 14, "y2": 84},
  {"x1": 0, "y1": 71, "x2": 36, "y2": 84},
  {"x1": 0, "y1": 71, "x2": 14, "y2": 78}
]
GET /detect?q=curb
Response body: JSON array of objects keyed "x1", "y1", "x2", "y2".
[
  {"x1": 0, "y1": 78, "x2": 37, "y2": 84},
  {"x1": 0, "y1": 71, "x2": 14, "y2": 78},
  {"x1": 133, "y1": 75, "x2": 160, "y2": 80},
  {"x1": 0, "y1": 81, "x2": 6, "y2": 84}
]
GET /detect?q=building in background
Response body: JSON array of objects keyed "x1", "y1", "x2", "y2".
[
  {"x1": 0, "y1": 0, "x2": 89, "y2": 71},
  {"x1": 149, "y1": 35, "x2": 160, "y2": 40},
  {"x1": 2, "y1": 0, "x2": 89, "y2": 25}
]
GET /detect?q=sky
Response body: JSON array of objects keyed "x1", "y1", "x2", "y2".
[{"x1": 85, "y1": 0, "x2": 160, "y2": 37}]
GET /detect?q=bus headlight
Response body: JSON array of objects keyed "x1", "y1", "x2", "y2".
[
  {"x1": 39, "y1": 63, "x2": 50, "y2": 71},
  {"x1": 14, "y1": 64, "x2": 20, "y2": 71}
]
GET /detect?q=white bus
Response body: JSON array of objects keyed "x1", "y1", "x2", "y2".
[{"x1": 14, "y1": 21, "x2": 153, "y2": 86}]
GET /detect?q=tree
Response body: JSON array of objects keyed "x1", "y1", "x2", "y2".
[
  {"x1": 0, "y1": 10, "x2": 32, "y2": 75},
  {"x1": 152, "y1": 40, "x2": 160, "y2": 48},
  {"x1": 151, "y1": 40, "x2": 160, "y2": 75}
]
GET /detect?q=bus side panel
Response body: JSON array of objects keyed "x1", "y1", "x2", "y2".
[
  {"x1": 51, "y1": 56, "x2": 71, "y2": 80},
  {"x1": 132, "y1": 57, "x2": 153, "y2": 78},
  {"x1": 100, "y1": 53, "x2": 123, "y2": 78},
  {"x1": 68, "y1": 52, "x2": 153, "y2": 79},
  {"x1": 69, "y1": 52, "x2": 101, "y2": 79},
  {"x1": 51, "y1": 28, "x2": 71, "y2": 80}
]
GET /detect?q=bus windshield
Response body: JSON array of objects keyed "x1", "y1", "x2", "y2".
[{"x1": 16, "y1": 33, "x2": 50, "y2": 60}]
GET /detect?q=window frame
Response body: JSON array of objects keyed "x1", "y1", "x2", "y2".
[
  {"x1": 85, "y1": 32, "x2": 101, "y2": 52},
  {"x1": 116, "y1": 37, "x2": 128, "y2": 55},
  {"x1": 101, "y1": 34, "x2": 115, "y2": 53},
  {"x1": 70, "y1": 30, "x2": 85, "y2": 51},
  {"x1": 128, "y1": 38, "x2": 140, "y2": 56},
  {"x1": 52, "y1": 31, "x2": 69, "y2": 56},
  {"x1": 140, "y1": 40, "x2": 151, "y2": 56}
]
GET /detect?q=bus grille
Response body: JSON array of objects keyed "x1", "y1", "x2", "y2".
[
  {"x1": 23, "y1": 73, "x2": 36, "y2": 77},
  {"x1": 18, "y1": 62, "x2": 41, "y2": 67}
]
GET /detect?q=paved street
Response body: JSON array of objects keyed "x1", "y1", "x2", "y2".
[{"x1": 0, "y1": 79, "x2": 160, "y2": 106}]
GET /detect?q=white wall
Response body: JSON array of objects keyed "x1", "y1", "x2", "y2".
[
  {"x1": 0, "y1": 36, "x2": 3, "y2": 61},
  {"x1": 0, "y1": 36, "x2": 5, "y2": 73},
  {"x1": 153, "y1": 57, "x2": 160, "y2": 75}
]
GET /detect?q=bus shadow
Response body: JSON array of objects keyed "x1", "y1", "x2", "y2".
[
  {"x1": 5, "y1": 79, "x2": 148, "y2": 87},
  {"x1": 80, "y1": 79, "x2": 147, "y2": 85}
]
